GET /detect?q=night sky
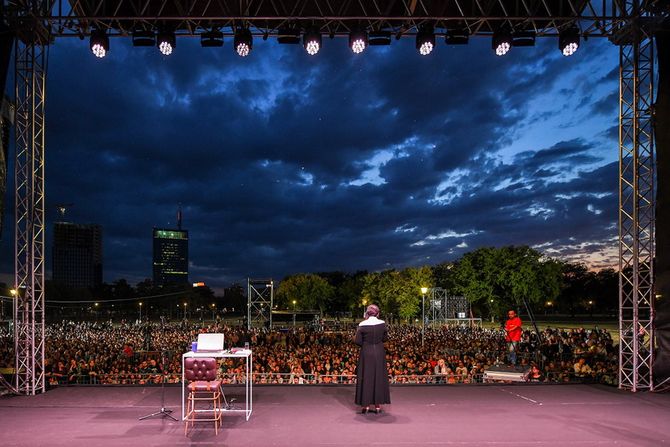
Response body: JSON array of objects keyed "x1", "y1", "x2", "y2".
[{"x1": 0, "y1": 35, "x2": 620, "y2": 290}]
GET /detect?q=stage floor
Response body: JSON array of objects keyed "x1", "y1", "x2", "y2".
[{"x1": 1, "y1": 384, "x2": 669, "y2": 446}]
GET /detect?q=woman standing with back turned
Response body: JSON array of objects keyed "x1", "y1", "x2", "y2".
[{"x1": 354, "y1": 304, "x2": 391, "y2": 414}]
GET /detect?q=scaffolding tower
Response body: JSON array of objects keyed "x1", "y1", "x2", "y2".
[
  {"x1": 247, "y1": 278, "x2": 273, "y2": 330},
  {"x1": 616, "y1": 0, "x2": 656, "y2": 392}
]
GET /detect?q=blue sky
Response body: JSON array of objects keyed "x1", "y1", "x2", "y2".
[{"x1": 0, "y1": 34, "x2": 620, "y2": 289}]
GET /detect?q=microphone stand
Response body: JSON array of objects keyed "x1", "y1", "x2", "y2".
[{"x1": 139, "y1": 350, "x2": 177, "y2": 421}]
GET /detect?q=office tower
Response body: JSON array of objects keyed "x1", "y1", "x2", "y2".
[
  {"x1": 152, "y1": 218, "x2": 188, "y2": 286},
  {"x1": 52, "y1": 222, "x2": 103, "y2": 288}
]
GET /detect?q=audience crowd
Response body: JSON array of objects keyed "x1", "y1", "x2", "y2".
[{"x1": 0, "y1": 320, "x2": 618, "y2": 386}]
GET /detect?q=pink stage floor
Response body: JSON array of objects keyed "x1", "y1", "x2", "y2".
[{"x1": 1, "y1": 384, "x2": 669, "y2": 446}]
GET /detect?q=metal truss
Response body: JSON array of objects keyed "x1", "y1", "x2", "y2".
[
  {"x1": 247, "y1": 278, "x2": 273, "y2": 330},
  {"x1": 617, "y1": 1, "x2": 656, "y2": 392},
  {"x1": 13, "y1": 28, "x2": 48, "y2": 395},
  {"x1": 4, "y1": 0, "x2": 668, "y2": 394},
  {"x1": 424, "y1": 288, "x2": 471, "y2": 325},
  {"x1": 4, "y1": 0, "x2": 651, "y2": 39},
  {"x1": 426, "y1": 287, "x2": 448, "y2": 325}
]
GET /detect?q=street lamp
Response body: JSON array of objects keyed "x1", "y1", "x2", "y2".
[
  {"x1": 139, "y1": 302, "x2": 143, "y2": 322},
  {"x1": 211, "y1": 303, "x2": 216, "y2": 321},
  {"x1": 420, "y1": 287, "x2": 428, "y2": 348},
  {"x1": 183, "y1": 302, "x2": 188, "y2": 320},
  {"x1": 292, "y1": 300, "x2": 297, "y2": 327}
]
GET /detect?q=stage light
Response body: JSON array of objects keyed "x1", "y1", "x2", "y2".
[
  {"x1": 349, "y1": 30, "x2": 368, "y2": 54},
  {"x1": 559, "y1": 27, "x2": 580, "y2": 56},
  {"x1": 90, "y1": 29, "x2": 109, "y2": 58},
  {"x1": 512, "y1": 31, "x2": 536, "y2": 47},
  {"x1": 445, "y1": 29, "x2": 469, "y2": 45},
  {"x1": 277, "y1": 27, "x2": 300, "y2": 44},
  {"x1": 201, "y1": 30, "x2": 223, "y2": 47},
  {"x1": 492, "y1": 30, "x2": 512, "y2": 56},
  {"x1": 416, "y1": 26, "x2": 435, "y2": 56},
  {"x1": 368, "y1": 31, "x2": 391, "y2": 46},
  {"x1": 132, "y1": 30, "x2": 155, "y2": 47},
  {"x1": 303, "y1": 28, "x2": 321, "y2": 55},
  {"x1": 234, "y1": 28, "x2": 253, "y2": 57},
  {"x1": 157, "y1": 31, "x2": 176, "y2": 55}
]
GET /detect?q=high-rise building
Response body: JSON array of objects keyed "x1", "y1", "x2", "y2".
[
  {"x1": 52, "y1": 222, "x2": 103, "y2": 288},
  {"x1": 152, "y1": 228, "x2": 189, "y2": 286}
]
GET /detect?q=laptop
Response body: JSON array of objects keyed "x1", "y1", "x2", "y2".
[{"x1": 196, "y1": 333, "x2": 225, "y2": 352}]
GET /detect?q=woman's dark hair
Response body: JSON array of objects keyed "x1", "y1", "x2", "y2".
[{"x1": 365, "y1": 304, "x2": 380, "y2": 318}]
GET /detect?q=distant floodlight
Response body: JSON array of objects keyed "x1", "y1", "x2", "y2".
[
  {"x1": 201, "y1": 30, "x2": 223, "y2": 47},
  {"x1": 90, "y1": 29, "x2": 109, "y2": 58},
  {"x1": 235, "y1": 28, "x2": 253, "y2": 57},
  {"x1": 492, "y1": 30, "x2": 512, "y2": 56},
  {"x1": 303, "y1": 28, "x2": 322, "y2": 55},
  {"x1": 349, "y1": 30, "x2": 368, "y2": 54},
  {"x1": 157, "y1": 31, "x2": 176, "y2": 55},
  {"x1": 559, "y1": 27, "x2": 580, "y2": 56},
  {"x1": 416, "y1": 26, "x2": 435, "y2": 56}
]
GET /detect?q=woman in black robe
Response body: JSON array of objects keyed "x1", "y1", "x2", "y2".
[{"x1": 354, "y1": 304, "x2": 391, "y2": 414}]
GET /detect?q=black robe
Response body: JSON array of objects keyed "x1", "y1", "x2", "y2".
[{"x1": 354, "y1": 320, "x2": 391, "y2": 406}]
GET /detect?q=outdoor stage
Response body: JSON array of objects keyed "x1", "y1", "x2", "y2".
[{"x1": 1, "y1": 384, "x2": 669, "y2": 446}]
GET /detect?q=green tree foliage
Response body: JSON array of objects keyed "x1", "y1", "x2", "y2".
[
  {"x1": 276, "y1": 273, "x2": 335, "y2": 312},
  {"x1": 450, "y1": 246, "x2": 560, "y2": 319},
  {"x1": 360, "y1": 266, "x2": 433, "y2": 322}
]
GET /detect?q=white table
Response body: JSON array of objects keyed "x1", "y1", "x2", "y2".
[{"x1": 181, "y1": 350, "x2": 253, "y2": 421}]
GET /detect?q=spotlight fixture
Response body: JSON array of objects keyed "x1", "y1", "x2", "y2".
[
  {"x1": 512, "y1": 31, "x2": 536, "y2": 47},
  {"x1": 90, "y1": 29, "x2": 109, "y2": 58},
  {"x1": 416, "y1": 26, "x2": 435, "y2": 56},
  {"x1": 559, "y1": 27, "x2": 580, "y2": 56},
  {"x1": 368, "y1": 31, "x2": 392, "y2": 46},
  {"x1": 349, "y1": 30, "x2": 368, "y2": 54},
  {"x1": 234, "y1": 28, "x2": 253, "y2": 57},
  {"x1": 303, "y1": 28, "x2": 322, "y2": 55},
  {"x1": 277, "y1": 27, "x2": 300, "y2": 44},
  {"x1": 492, "y1": 30, "x2": 512, "y2": 56},
  {"x1": 132, "y1": 30, "x2": 155, "y2": 47},
  {"x1": 157, "y1": 31, "x2": 176, "y2": 55},
  {"x1": 445, "y1": 29, "x2": 469, "y2": 45},
  {"x1": 201, "y1": 30, "x2": 223, "y2": 47}
]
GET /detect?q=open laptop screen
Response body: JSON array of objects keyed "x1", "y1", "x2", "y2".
[{"x1": 196, "y1": 333, "x2": 224, "y2": 352}]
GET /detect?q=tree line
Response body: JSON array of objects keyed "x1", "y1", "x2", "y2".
[
  {"x1": 0, "y1": 245, "x2": 618, "y2": 322},
  {"x1": 275, "y1": 245, "x2": 617, "y2": 321}
]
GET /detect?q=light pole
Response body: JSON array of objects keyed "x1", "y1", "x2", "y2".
[
  {"x1": 183, "y1": 302, "x2": 188, "y2": 320},
  {"x1": 420, "y1": 287, "x2": 428, "y2": 348},
  {"x1": 292, "y1": 300, "x2": 297, "y2": 327},
  {"x1": 139, "y1": 302, "x2": 143, "y2": 323},
  {"x1": 211, "y1": 303, "x2": 216, "y2": 321}
]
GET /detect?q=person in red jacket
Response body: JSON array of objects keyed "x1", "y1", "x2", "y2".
[{"x1": 505, "y1": 310, "x2": 523, "y2": 365}]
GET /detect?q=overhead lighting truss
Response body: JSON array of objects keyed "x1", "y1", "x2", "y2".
[{"x1": 19, "y1": 1, "x2": 650, "y2": 42}]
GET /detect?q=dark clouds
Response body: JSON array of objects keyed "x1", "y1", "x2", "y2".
[{"x1": 0, "y1": 36, "x2": 621, "y2": 288}]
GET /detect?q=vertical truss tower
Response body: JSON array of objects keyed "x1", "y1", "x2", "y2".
[
  {"x1": 616, "y1": 0, "x2": 657, "y2": 392},
  {"x1": 247, "y1": 278, "x2": 273, "y2": 330},
  {"x1": 426, "y1": 288, "x2": 448, "y2": 325},
  {"x1": 12, "y1": 3, "x2": 50, "y2": 394}
]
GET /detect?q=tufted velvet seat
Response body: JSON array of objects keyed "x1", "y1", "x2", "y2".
[
  {"x1": 184, "y1": 357, "x2": 222, "y2": 435},
  {"x1": 187, "y1": 380, "x2": 222, "y2": 392}
]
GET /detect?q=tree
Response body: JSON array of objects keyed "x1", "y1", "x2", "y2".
[
  {"x1": 276, "y1": 274, "x2": 335, "y2": 313},
  {"x1": 360, "y1": 267, "x2": 433, "y2": 322},
  {"x1": 450, "y1": 246, "x2": 561, "y2": 320}
]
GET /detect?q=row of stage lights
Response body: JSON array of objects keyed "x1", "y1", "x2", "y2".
[{"x1": 90, "y1": 26, "x2": 581, "y2": 59}]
